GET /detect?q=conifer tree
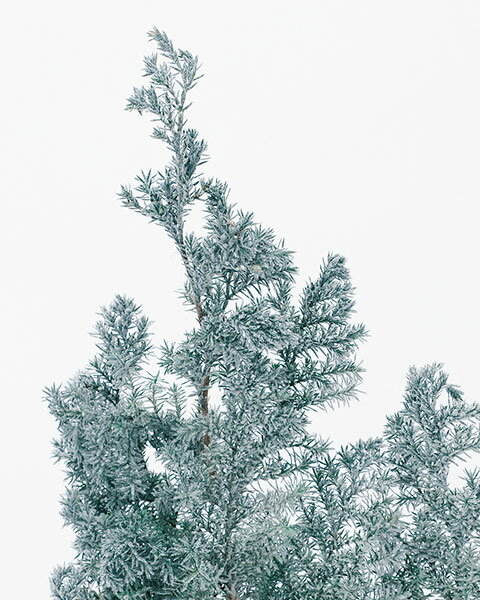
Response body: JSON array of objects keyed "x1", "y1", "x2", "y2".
[{"x1": 46, "y1": 30, "x2": 480, "y2": 600}]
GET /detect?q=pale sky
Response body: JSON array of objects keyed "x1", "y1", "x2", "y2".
[{"x1": 1, "y1": 2, "x2": 480, "y2": 597}]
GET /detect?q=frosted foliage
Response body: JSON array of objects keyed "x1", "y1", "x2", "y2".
[{"x1": 45, "y1": 31, "x2": 480, "y2": 600}]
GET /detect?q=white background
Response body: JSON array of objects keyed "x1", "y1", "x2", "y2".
[{"x1": 1, "y1": 2, "x2": 479, "y2": 597}]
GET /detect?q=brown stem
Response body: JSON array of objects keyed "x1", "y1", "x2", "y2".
[
  {"x1": 200, "y1": 373, "x2": 211, "y2": 446},
  {"x1": 195, "y1": 299, "x2": 205, "y2": 324},
  {"x1": 176, "y1": 240, "x2": 212, "y2": 446},
  {"x1": 194, "y1": 299, "x2": 211, "y2": 446},
  {"x1": 224, "y1": 585, "x2": 240, "y2": 600},
  {"x1": 167, "y1": 56, "x2": 212, "y2": 449}
]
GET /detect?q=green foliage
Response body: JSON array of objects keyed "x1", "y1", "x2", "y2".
[
  {"x1": 290, "y1": 439, "x2": 406, "y2": 599},
  {"x1": 386, "y1": 365, "x2": 480, "y2": 599},
  {"x1": 46, "y1": 30, "x2": 480, "y2": 599}
]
